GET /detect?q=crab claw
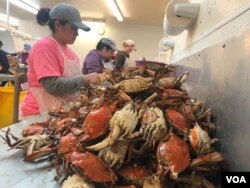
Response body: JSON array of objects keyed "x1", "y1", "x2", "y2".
[
  {"x1": 85, "y1": 126, "x2": 121, "y2": 151},
  {"x1": 176, "y1": 71, "x2": 189, "y2": 85},
  {"x1": 24, "y1": 148, "x2": 56, "y2": 162}
]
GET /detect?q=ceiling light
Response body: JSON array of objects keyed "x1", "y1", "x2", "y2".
[
  {"x1": 82, "y1": 17, "x2": 106, "y2": 26},
  {"x1": 10, "y1": 0, "x2": 39, "y2": 15},
  {"x1": 0, "y1": 13, "x2": 19, "y2": 26},
  {"x1": 107, "y1": 0, "x2": 123, "y2": 22},
  {"x1": 21, "y1": 0, "x2": 40, "y2": 10}
]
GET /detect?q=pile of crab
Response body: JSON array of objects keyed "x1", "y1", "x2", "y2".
[{"x1": 1, "y1": 59, "x2": 228, "y2": 188}]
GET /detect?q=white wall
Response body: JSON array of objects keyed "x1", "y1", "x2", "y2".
[
  {"x1": 0, "y1": 30, "x2": 16, "y2": 52},
  {"x1": 169, "y1": 0, "x2": 250, "y2": 62},
  {"x1": 18, "y1": 20, "x2": 163, "y2": 67}
]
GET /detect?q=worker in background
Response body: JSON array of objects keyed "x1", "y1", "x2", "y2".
[
  {"x1": 20, "y1": 3, "x2": 107, "y2": 118},
  {"x1": 21, "y1": 44, "x2": 32, "y2": 65},
  {"x1": 0, "y1": 40, "x2": 11, "y2": 86},
  {"x1": 82, "y1": 37, "x2": 118, "y2": 74},
  {"x1": 114, "y1": 39, "x2": 136, "y2": 71}
]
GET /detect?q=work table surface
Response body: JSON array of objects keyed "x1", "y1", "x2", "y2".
[{"x1": 0, "y1": 115, "x2": 60, "y2": 188}]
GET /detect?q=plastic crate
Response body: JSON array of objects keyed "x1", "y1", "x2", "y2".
[{"x1": 0, "y1": 87, "x2": 27, "y2": 128}]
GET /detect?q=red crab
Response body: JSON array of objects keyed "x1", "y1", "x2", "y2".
[
  {"x1": 156, "y1": 135, "x2": 190, "y2": 179},
  {"x1": 82, "y1": 90, "x2": 131, "y2": 142},
  {"x1": 160, "y1": 88, "x2": 188, "y2": 100},
  {"x1": 81, "y1": 99, "x2": 117, "y2": 142},
  {"x1": 57, "y1": 133, "x2": 80, "y2": 154},
  {"x1": 22, "y1": 122, "x2": 48, "y2": 137},
  {"x1": 165, "y1": 109, "x2": 189, "y2": 134},
  {"x1": 69, "y1": 151, "x2": 117, "y2": 183},
  {"x1": 118, "y1": 164, "x2": 151, "y2": 186},
  {"x1": 56, "y1": 133, "x2": 117, "y2": 183},
  {"x1": 48, "y1": 117, "x2": 77, "y2": 135}
]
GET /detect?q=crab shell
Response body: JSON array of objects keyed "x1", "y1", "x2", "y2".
[
  {"x1": 160, "y1": 89, "x2": 188, "y2": 100},
  {"x1": 70, "y1": 151, "x2": 117, "y2": 183},
  {"x1": 48, "y1": 117, "x2": 77, "y2": 135},
  {"x1": 58, "y1": 133, "x2": 79, "y2": 154},
  {"x1": 81, "y1": 104, "x2": 113, "y2": 142},
  {"x1": 141, "y1": 108, "x2": 158, "y2": 125},
  {"x1": 157, "y1": 77, "x2": 177, "y2": 88},
  {"x1": 112, "y1": 77, "x2": 154, "y2": 93},
  {"x1": 156, "y1": 135, "x2": 190, "y2": 178},
  {"x1": 86, "y1": 103, "x2": 140, "y2": 151},
  {"x1": 157, "y1": 72, "x2": 189, "y2": 89},
  {"x1": 165, "y1": 109, "x2": 188, "y2": 134},
  {"x1": 189, "y1": 123, "x2": 211, "y2": 153},
  {"x1": 99, "y1": 140, "x2": 130, "y2": 169},
  {"x1": 22, "y1": 124, "x2": 46, "y2": 137},
  {"x1": 118, "y1": 164, "x2": 151, "y2": 186}
]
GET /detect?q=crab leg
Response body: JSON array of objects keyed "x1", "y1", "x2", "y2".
[
  {"x1": 24, "y1": 147, "x2": 55, "y2": 162},
  {"x1": 85, "y1": 126, "x2": 121, "y2": 151},
  {"x1": 190, "y1": 152, "x2": 224, "y2": 167}
]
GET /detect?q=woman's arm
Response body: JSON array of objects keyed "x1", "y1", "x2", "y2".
[{"x1": 40, "y1": 75, "x2": 87, "y2": 95}]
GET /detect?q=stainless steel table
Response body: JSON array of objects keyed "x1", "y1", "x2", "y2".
[{"x1": 0, "y1": 115, "x2": 60, "y2": 188}]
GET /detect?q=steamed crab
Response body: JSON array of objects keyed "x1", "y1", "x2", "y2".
[
  {"x1": 86, "y1": 103, "x2": 141, "y2": 151},
  {"x1": 127, "y1": 93, "x2": 168, "y2": 153},
  {"x1": 112, "y1": 77, "x2": 154, "y2": 93},
  {"x1": 189, "y1": 122, "x2": 218, "y2": 155},
  {"x1": 22, "y1": 121, "x2": 49, "y2": 137},
  {"x1": 157, "y1": 71, "x2": 189, "y2": 89},
  {"x1": 0, "y1": 128, "x2": 53, "y2": 161},
  {"x1": 55, "y1": 133, "x2": 117, "y2": 183},
  {"x1": 81, "y1": 89, "x2": 132, "y2": 143},
  {"x1": 98, "y1": 140, "x2": 130, "y2": 169},
  {"x1": 156, "y1": 135, "x2": 190, "y2": 179},
  {"x1": 165, "y1": 109, "x2": 189, "y2": 134}
]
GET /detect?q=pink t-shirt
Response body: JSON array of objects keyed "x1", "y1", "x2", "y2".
[{"x1": 21, "y1": 36, "x2": 78, "y2": 116}]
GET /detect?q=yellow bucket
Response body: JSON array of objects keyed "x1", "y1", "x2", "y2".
[{"x1": 0, "y1": 87, "x2": 27, "y2": 128}]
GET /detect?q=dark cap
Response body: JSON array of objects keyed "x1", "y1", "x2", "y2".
[
  {"x1": 49, "y1": 3, "x2": 90, "y2": 31},
  {"x1": 100, "y1": 37, "x2": 118, "y2": 51}
]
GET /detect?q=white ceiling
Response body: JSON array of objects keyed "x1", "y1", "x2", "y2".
[{"x1": 0, "y1": 0, "x2": 169, "y2": 26}]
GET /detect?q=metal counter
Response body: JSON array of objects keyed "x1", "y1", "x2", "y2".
[{"x1": 0, "y1": 115, "x2": 60, "y2": 188}]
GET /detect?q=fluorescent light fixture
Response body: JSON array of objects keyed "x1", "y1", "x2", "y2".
[
  {"x1": 107, "y1": 0, "x2": 123, "y2": 21},
  {"x1": 82, "y1": 17, "x2": 106, "y2": 26},
  {"x1": 10, "y1": 0, "x2": 39, "y2": 15},
  {"x1": 0, "y1": 13, "x2": 19, "y2": 26},
  {"x1": 21, "y1": 0, "x2": 40, "y2": 10}
]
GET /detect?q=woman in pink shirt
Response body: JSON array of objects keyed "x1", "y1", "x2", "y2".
[{"x1": 21, "y1": 3, "x2": 105, "y2": 118}]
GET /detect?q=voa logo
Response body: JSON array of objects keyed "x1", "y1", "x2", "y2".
[{"x1": 226, "y1": 176, "x2": 247, "y2": 183}]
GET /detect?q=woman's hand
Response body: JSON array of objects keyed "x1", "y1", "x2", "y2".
[{"x1": 83, "y1": 72, "x2": 110, "y2": 86}]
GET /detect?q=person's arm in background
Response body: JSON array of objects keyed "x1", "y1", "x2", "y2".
[{"x1": 114, "y1": 52, "x2": 126, "y2": 71}]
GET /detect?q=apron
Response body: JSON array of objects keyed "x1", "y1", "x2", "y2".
[
  {"x1": 102, "y1": 59, "x2": 114, "y2": 70},
  {"x1": 123, "y1": 55, "x2": 130, "y2": 68},
  {"x1": 30, "y1": 37, "x2": 81, "y2": 114}
]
